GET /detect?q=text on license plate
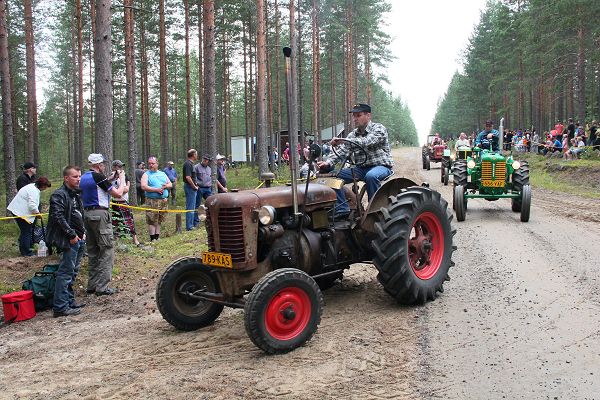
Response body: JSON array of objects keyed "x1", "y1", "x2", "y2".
[
  {"x1": 202, "y1": 252, "x2": 233, "y2": 268},
  {"x1": 481, "y1": 180, "x2": 504, "y2": 187}
]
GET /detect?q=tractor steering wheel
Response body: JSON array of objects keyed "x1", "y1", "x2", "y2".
[{"x1": 331, "y1": 138, "x2": 368, "y2": 167}]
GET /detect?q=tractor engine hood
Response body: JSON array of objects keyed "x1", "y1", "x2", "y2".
[
  {"x1": 204, "y1": 183, "x2": 337, "y2": 212},
  {"x1": 480, "y1": 151, "x2": 506, "y2": 162}
]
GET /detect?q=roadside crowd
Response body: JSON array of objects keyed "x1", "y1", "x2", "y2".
[{"x1": 6, "y1": 150, "x2": 228, "y2": 318}]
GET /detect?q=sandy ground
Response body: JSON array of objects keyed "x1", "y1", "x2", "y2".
[{"x1": 1, "y1": 148, "x2": 599, "y2": 399}]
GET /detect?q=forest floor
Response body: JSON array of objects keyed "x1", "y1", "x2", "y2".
[{"x1": 1, "y1": 148, "x2": 600, "y2": 399}]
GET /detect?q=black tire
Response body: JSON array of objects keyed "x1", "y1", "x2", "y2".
[
  {"x1": 520, "y1": 184, "x2": 531, "y2": 222},
  {"x1": 422, "y1": 147, "x2": 428, "y2": 169},
  {"x1": 454, "y1": 185, "x2": 466, "y2": 222},
  {"x1": 443, "y1": 167, "x2": 450, "y2": 186},
  {"x1": 156, "y1": 257, "x2": 224, "y2": 331},
  {"x1": 511, "y1": 161, "x2": 529, "y2": 212},
  {"x1": 425, "y1": 155, "x2": 431, "y2": 170},
  {"x1": 371, "y1": 187, "x2": 456, "y2": 305},
  {"x1": 244, "y1": 268, "x2": 323, "y2": 354},
  {"x1": 453, "y1": 160, "x2": 467, "y2": 187}
]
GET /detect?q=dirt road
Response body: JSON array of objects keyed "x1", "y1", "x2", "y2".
[{"x1": 1, "y1": 148, "x2": 599, "y2": 399}]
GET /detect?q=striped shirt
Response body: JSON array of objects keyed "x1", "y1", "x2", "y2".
[{"x1": 327, "y1": 121, "x2": 394, "y2": 168}]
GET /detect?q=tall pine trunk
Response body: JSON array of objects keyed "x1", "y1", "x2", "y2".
[
  {"x1": 184, "y1": 0, "x2": 192, "y2": 151},
  {"x1": 76, "y1": 0, "x2": 85, "y2": 167},
  {"x1": 203, "y1": 0, "x2": 217, "y2": 187},
  {"x1": 256, "y1": 0, "x2": 268, "y2": 176},
  {"x1": 24, "y1": 0, "x2": 39, "y2": 164},
  {"x1": 124, "y1": 0, "x2": 137, "y2": 203},
  {"x1": 94, "y1": 0, "x2": 113, "y2": 160},
  {"x1": 0, "y1": 0, "x2": 16, "y2": 205},
  {"x1": 159, "y1": 0, "x2": 168, "y2": 163}
]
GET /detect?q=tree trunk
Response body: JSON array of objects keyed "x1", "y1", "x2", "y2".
[
  {"x1": 184, "y1": 0, "x2": 192, "y2": 151},
  {"x1": 274, "y1": 0, "x2": 282, "y2": 147},
  {"x1": 311, "y1": 0, "x2": 320, "y2": 142},
  {"x1": 71, "y1": 18, "x2": 79, "y2": 165},
  {"x1": 256, "y1": 0, "x2": 268, "y2": 176},
  {"x1": 94, "y1": 0, "x2": 113, "y2": 160},
  {"x1": 203, "y1": 0, "x2": 217, "y2": 188},
  {"x1": 76, "y1": 0, "x2": 85, "y2": 167},
  {"x1": 288, "y1": 0, "x2": 299, "y2": 171},
  {"x1": 124, "y1": 0, "x2": 138, "y2": 204},
  {"x1": 159, "y1": 0, "x2": 168, "y2": 164},
  {"x1": 139, "y1": 13, "x2": 150, "y2": 158},
  {"x1": 24, "y1": 0, "x2": 39, "y2": 165},
  {"x1": 297, "y1": 0, "x2": 303, "y2": 147},
  {"x1": 0, "y1": 0, "x2": 17, "y2": 205},
  {"x1": 88, "y1": 0, "x2": 96, "y2": 151},
  {"x1": 197, "y1": 0, "x2": 205, "y2": 154},
  {"x1": 576, "y1": 24, "x2": 585, "y2": 125}
]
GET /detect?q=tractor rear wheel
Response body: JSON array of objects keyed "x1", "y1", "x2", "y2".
[
  {"x1": 520, "y1": 184, "x2": 531, "y2": 222},
  {"x1": 244, "y1": 268, "x2": 323, "y2": 354},
  {"x1": 454, "y1": 185, "x2": 466, "y2": 222},
  {"x1": 511, "y1": 161, "x2": 530, "y2": 212},
  {"x1": 156, "y1": 257, "x2": 224, "y2": 331},
  {"x1": 371, "y1": 187, "x2": 456, "y2": 305}
]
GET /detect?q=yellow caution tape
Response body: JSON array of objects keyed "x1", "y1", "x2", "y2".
[
  {"x1": 110, "y1": 202, "x2": 197, "y2": 213},
  {"x1": 0, "y1": 213, "x2": 47, "y2": 221}
]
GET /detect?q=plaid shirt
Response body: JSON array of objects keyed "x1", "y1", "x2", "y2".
[{"x1": 327, "y1": 120, "x2": 394, "y2": 168}]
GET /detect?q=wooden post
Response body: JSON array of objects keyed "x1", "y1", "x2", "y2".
[{"x1": 175, "y1": 213, "x2": 182, "y2": 233}]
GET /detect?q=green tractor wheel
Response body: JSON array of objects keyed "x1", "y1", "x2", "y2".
[
  {"x1": 511, "y1": 161, "x2": 530, "y2": 212},
  {"x1": 454, "y1": 185, "x2": 466, "y2": 222},
  {"x1": 520, "y1": 184, "x2": 531, "y2": 222}
]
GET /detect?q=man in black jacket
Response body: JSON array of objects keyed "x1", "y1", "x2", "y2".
[{"x1": 46, "y1": 166, "x2": 86, "y2": 318}]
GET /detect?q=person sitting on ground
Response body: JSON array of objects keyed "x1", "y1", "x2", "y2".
[
  {"x1": 568, "y1": 137, "x2": 586, "y2": 159},
  {"x1": 454, "y1": 132, "x2": 470, "y2": 150},
  {"x1": 16, "y1": 162, "x2": 38, "y2": 191},
  {"x1": 317, "y1": 103, "x2": 393, "y2": 219},
  {"x1": 475, "y1": 120, "x2": 500, "y2": 151},
  {"x1": 7, "y1": 177, "x2": 52, "y2": 256},
  {"x1": 109, "y1": 160, "x2": 141, "y2": 246}
]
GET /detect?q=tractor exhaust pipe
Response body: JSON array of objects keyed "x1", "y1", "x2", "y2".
[
  {"x1": 283, "y1": 46, "x2": 300, "y2": 219},
  {"x1": 499, "y1": 117, "x2": 505, "y2": 152}
]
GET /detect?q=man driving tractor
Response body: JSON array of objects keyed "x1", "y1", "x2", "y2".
[
  {"x1": 317, "y1": 103, "x2": 394, "y2": 219},
  {"x1": 475, "y1": 119, "x2": 500, "y2": 151}
]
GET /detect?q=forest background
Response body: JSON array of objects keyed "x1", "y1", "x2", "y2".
[{"x1": 0, "y1": 0, "x2": 420, "y2": 208}]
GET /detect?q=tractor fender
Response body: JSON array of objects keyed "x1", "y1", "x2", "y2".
[{"x1": 359, "y1": 177, "x2": 418, "y2": 233}]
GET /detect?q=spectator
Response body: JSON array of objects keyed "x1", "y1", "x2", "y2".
[
  {"x1": 554, "y1": 120, "x2": 564, "y2": 139},
  {"x1": 141, "y1": 156, "x2": 171, "y2": 242},
  {"x1": 46, "y1": 166, "x2": 86, "y2": 317},
  {"x1": 183, "y1": 149, "x2": 199, "y2": 231},
  {"x1": 562, "y1": 134, "x2": 570, "y2": 159},
  {"x1": 109, "y1": 160, "x2": 141, "y2": 246},
  {"x1": 216, "y1": 154, "x2": 228, "y2": 193},
  {"x1": 7, "y1": 177, "x2": 51, "y2": 256},
  {"x1": 80, "y1": 153, "x2": 126, "y2": 296},
  {"x1": 163, "y1": 161, "x2": 178, "y2": 206},
  {"x1": 193, "y1": 155, "x2": 213, "y2": 226},
  {"x1": 569, "y1": 137, "x2": 586, "y2": 159},
  {"x1": 282, "y1": 142, "x2": 290, "y2": 164},
  {"x1": 134, "y1": 161, "x2": 146, "y2": 205},
  {"x1": 532, "y1": 131, "x2": 540, "y2": 154},
  {"x1": 16, "y1": 161, "x2": 37, "y2": 191},
  {"x1": 567, "y1": 118, "x2": 576, "y2": 141}
]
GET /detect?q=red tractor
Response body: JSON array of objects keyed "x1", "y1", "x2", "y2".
[{"x1": 422, "y1": 134, "x2": 448, "y2": 171}]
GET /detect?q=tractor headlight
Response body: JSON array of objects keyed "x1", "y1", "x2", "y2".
[
  {"x1": 197, "y1": 205, "x2": 207, "y2": 222},
  {"x1": 467, "y1": 159, "x2": 476, "y2": 169},
  {"x1": 258, "y1": 205, "x2": 276, "y2": 225},
  {"x1": 512, "y1": 160, "x2": 521, "y2": 170}
]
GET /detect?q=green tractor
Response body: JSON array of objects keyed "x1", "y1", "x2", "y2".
[{"x1": 452, "y1": 118, "x2": 531, "y2": 222}]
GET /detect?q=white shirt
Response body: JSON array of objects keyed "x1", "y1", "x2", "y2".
[
  {"x1": 7, "y1": 183, "x2": 41, "y2": 224},
  {"x1": 455, "y1": 139, "x2": 471, "y2": 150}
]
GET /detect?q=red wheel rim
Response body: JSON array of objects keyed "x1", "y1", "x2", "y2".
[
  {"x1": 264, "y1": 287, "x2": 311, "y2": 341},
  {"x1": 408, "y1": 212, "x2": 444, "y2": 280}
]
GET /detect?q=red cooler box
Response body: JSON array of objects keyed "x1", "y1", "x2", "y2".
[{"x1": 1, "y1": 290, "x2": 36, "y2": 323}]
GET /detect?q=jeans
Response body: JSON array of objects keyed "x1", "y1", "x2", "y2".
[
  {"x1": 53, "y1": 239, "x2": 86, "y2": 312},
  {"x1": 334, "y1": 165, "x2": 393, "y2": 214},
  {"x1": 15, "y1": 218, "x2": 34, "y2": 256},
  {"x1": 184, "y1": 184, "x2": 198, "y2": 230},
  {"x1": 194, "y1": 187, "x2": 213, "y2": 226}
]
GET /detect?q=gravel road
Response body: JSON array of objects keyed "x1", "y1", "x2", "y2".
[{"x1": 1, "y1": 147, "x2": 598, "y2": 399}]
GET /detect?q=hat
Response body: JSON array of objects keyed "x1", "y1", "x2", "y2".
[
  {"x1": 349, "y1": 103, "x2": 371, "y2": 113},
  {"x1": 216, "y1": 154, "x2": 226, "y2": 160},
  {"x1": 22, "y1": 161, "x2": 36, "y2": 169},
  {"x1": 202, "y1": 154, "x2": 212, "y2": 160},
  {"x1": 112, "y1": 159, "x2": 124, "y2": 167},
  {"x1": 167, "y1": 161, "x2": 174, "y2": 165},
  {"x1": 35, "y1": 177, "x2": 51, "y2": 188},
  {"x1": 88, "y1": 153, "x2": 106, "y2": 164}
]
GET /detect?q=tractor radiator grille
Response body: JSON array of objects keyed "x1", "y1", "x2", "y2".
[
  {"x1": 206, "y1": 207, "x2": 246, "y2": 262},
  {"x1": 481, "y1": 161, "x2": 506, "y2": 180}
]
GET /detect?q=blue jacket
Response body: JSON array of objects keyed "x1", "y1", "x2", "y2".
[{"x1": 475, "y1": 129, "x2": 500, "y2": 151}]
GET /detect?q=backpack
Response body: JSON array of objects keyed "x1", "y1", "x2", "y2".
[{"x1": 22, "y1": 264, "x2": 59, "y2": 311}]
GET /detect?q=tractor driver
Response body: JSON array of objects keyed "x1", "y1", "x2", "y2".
[
  {"x1": 317, "y1": 103, "x2": 394, "y2": 219},
  {"x1": 475, "y1": 119, "x2": 500, "y2": 151}
]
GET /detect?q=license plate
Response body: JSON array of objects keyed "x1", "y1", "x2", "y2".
[
  {"x1": 481, "y1": 180, "x2": 504, "y2": 187},
  {"x1": 202, "y1": 251, "x2": 233, "y2": 268}
]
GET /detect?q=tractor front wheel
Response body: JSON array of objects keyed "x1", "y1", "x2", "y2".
[
  {"x1": 520, "y1": 184, "x2": 531, "y2": 222},
  {"x1": 511, "y1": 161, "x2": 530, "y2": 212},
  {"x1": 371, "y1": 187, "x2": 456, "y2": 305},
  {"x1": 454, "y1": 185, "x2": 466, "y2": 222},
  {"x1": 244, "y1": 268, "x2": 323, "y2": 354},
  {"x1": 156, "y1": 257, "x2": 224, "y2": 331}
]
